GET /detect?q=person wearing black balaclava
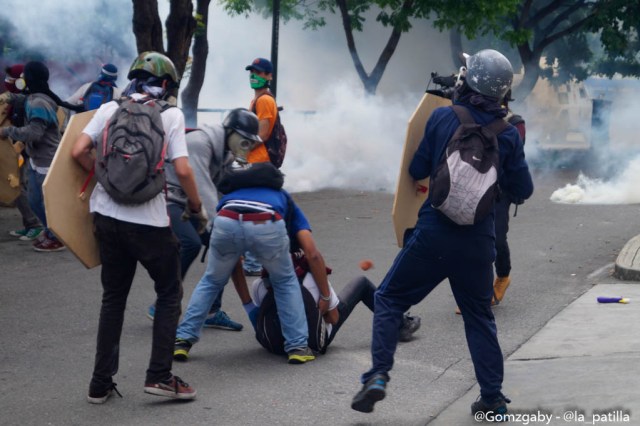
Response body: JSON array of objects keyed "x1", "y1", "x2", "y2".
[
  {"x1": 3, "y1": 64, "x2": 44, "y2": 242},
  {"x1": 0, "y1": 61, "x2": 81, "y2": 252}
]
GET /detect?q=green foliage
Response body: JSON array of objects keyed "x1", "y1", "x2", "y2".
[
  {"x1": 427, "y1": 0, "x2": 521, "y2": 39},
  {"x1": 464, "y1": 1, "x2": 640, "y2": 86},
  {"x1": 220, "y1": 0, "x2": 521, "y2": 36},
  {"x1": 219, "y1": 0, "x2": 640, "y2": 93}
]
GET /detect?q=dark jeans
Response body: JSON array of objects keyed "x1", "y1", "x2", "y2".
[
  {"x1": 326, "y1": 276, "x2": 376, "y2": 347},
  {"x1": 27, "y1": 164, "x2": 57, "y2": 240},
  {"x1": 16, "y1": 164, "x2": 41, "y2": 229},
  {"x1": 494, "y1": 197, "x2": 511, "y2": 278},
  {"x1": 361, "y1": 227, "x2": 504, "y2": 401},
  {"x1": 167, "y1": 203, "x2": 223, "y2": 313},
  {"x1": 90, "y1": 213, "x2": 182, "y2": 392}
]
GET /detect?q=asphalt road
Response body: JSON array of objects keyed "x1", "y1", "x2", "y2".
[{"x1": 1, "y1": 164, "x2": 638, "y2": 426}]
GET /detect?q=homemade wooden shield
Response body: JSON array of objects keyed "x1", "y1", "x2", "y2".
[
  {"x1": 391, "y1": 93, "x2": 451, "y2": 247},
  {"x1": 43, "y1": 110, "x2": 99, "y2": 268},
  {"x1": 0, "y1": 92, "x2": 20, "y2": 204}
]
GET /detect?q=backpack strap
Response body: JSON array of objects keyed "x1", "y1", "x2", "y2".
[
  {"x1": 452, "y1": 104, "x2": 509, "y2": 136},
  {"x1": 485, "y1": 117, "x2": 509, "y2": 136},
  {"x1": 251, "y1": 93, "x2": 270, "y2": 114},
  {"x1": 251, "y1": 92, "x2": 283, "y2": 113},
  {"x1": 451, "y1": 105, "x2": 475, "y2": 124}
]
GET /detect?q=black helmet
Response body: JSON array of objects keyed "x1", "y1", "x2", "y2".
[
  {"x1": 222, "y1": 108, "x2": 261, "y2": 142},
  {"x1": 464, "y1": 49, "x2": 513, "y2": 100}
]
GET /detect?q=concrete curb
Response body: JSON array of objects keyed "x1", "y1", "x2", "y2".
[{"x1": 614, "y1": 234, "x2": 640, "y2": 281}]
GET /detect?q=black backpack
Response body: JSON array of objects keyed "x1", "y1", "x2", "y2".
[
  {"x1": 255, "y1": 276, "x2": 327, "y2": 355},
  {"x1": 82, "y1": 81, "x2": 114, "y2": 111},
  {"x1": 251, "y1": 93, "x2": 288, "y2": 168},
  {"x1": 429, "y1": 105, "x2": 508, "y2": 225},
  {"x1": 217, "y1": 161, "x2": 284, "y2": 195},
  {"x1": 96, "y1": 98, "x2": 172, "y2": 205}
]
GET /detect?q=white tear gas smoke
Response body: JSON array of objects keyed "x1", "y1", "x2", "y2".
[
  {"x1": 551, "y1": 159, "x2": 640, "y2": 204},
  {"x1": 3, "y1": 1, "x2": 452, "y2": 193},
  {"x1": 548, "y1": 79, "x2": 640, "y2": 205},
  {"x1": 1, "y1": 0, "x2": 135, "y2": 96},
  {"x1": 276, "y1": 81, "x2": 418, "y2": 192}
]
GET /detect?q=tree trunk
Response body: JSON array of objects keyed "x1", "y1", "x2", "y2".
[
  {"x1": 181, "y1": 0, "x2": 211, "y2": 127},
  {"x1": 448, "y1": 29, "x2": 463, "y2": 68},
  {"x1": 132, "y1": 0, "x2": 165, "y2": 53},
  {"x1": 165, "y1": 0, "x2": 196, "y2": 81},
  {"x1": 514, "y1": 44, "x2": 541, "y2": 101},
  {"x1": 132, "y1": 1, "x2": 196, "y2": 101}
]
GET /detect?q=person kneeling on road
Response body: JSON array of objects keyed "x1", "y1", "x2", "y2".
[
  {"x1": 240, "y1": 215, "x2": 421, "y2": 355},
  {"x1": 250, "y1": 272, "x2": 422, "y2": 355}
]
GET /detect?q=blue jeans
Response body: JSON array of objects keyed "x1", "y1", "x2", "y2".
[
  {"x1": 361, "y1": 227, "x2": 503, "y2": 400},
  {"x1": 176, "y1": 216, "x2": 308, "y2": 352},
  {"x1": 27, "y1": 164, "x2": 56, "y2": 240},
  {"x1": 243, "y1": 250, "x2": 262, "y2": 273},
  {"x1": 167, "y1": 203, "x2": 222, "y2": 313},
  {"x1": 17, "y1": 164, "x2": 41, "y2": 229}
]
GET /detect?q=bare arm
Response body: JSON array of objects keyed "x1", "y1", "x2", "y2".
[
  {"x1": 230, "y1": 259, "x2": 251, "y2": 304},
  {"x1": 172, "y1": 156, "x2": 202, "y2": 213},
  {"x1": 72, "y1": 133, "x2": 95, "y2": 173},
  {"x1": 297, "y1": 229, "x2": 339, "y2": 324},
  {"x1": 258, "y1": 118, "x2": 270, "y2": 142}
]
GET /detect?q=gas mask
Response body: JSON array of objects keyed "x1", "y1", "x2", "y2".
[
  {"x1": 14, "y1": 74, "x2": 26, "y2": 91},
  {"x1": 227, "y1": 131, "x2": 258, "y2": 164},
  {"x1": 250, "y1": 73, "x2": 269, "y2": 90}
]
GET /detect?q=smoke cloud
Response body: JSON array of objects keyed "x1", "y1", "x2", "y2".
[
  {"x1": 2, "y1": 0, "x2": 454, "y2": 193},
  {"x1": 8, "y1": 1, "x2": 638, "y2": 199},
  {"x1": 547, "y1": 79, "x2": 640, "y2": 205}
]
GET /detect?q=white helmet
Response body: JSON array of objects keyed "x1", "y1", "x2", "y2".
[{"x1": 464, "y1": 49, "x2": 513, "y2": 100}]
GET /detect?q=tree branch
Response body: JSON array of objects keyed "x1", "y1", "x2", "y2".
[{"x1": 335, "y1": 0, "x2": 368, "y2": 83}]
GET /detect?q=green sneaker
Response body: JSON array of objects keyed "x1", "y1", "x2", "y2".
[
  {"x1": 20, "y1": 227, "x2": 44, "y2": 241},
  {"x1": 9, "y1": 228, "x2": 29, "y2": 238}
]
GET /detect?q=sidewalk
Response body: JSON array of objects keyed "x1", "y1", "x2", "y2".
[{"x1": 429, "y1": 239, "x2": 640, "y2": 425}]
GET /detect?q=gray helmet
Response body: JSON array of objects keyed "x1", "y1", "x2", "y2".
[
  {"x1": 464, "y1": 49, "x2": 513, "y2": 100},
  {"x1": 222, "y1": 108, "x2": 262, "y2": 142}
]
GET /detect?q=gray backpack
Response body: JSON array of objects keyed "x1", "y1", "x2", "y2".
[
  {"x1": 96, "y1": 98, "x2": 172, "y2": 204},
  {"x1": 429, "y1": 105, "x2": 508, "y2": 225}
]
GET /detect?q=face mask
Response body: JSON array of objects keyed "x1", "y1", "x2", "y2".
[
  {"x1": 250, "y1": 73, "x2": 268, "y2": 89},
  {"x1": 15, "y1": 74, "x2": 26, "y2": 91},
  {"x1": 227, "y1": 131, "x2": 257, "y2": 163},
  {"x1": 141, "y1": 83, "x2": 165, "y2": 98}
]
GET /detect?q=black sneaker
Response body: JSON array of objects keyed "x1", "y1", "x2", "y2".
[
  {"x1": 287, "y1": 346, "x2": 316, "y2": 364},
  {"x1": 87, "y1": 382, "x2": 122, "y2": 404},
  {"x1": 399, "y1": 313, "x2": 421, "y2": 342},
  {"x1": 173, "y1": 338, "x2": 192, "y2": 361},
  {"x1": 471, "y1": 393, "x2": 511, "y2": 419},
  {"x1": 351, "y1": 373, "x2": 389, "y2": 413}
]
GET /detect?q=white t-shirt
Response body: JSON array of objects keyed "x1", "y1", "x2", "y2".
[
  {"x1": 251, "y1": 274, "x2": 340, "y2": 335},
  {"x1": 82, "y1": 93, "x2": 188, "y2": 227}
]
